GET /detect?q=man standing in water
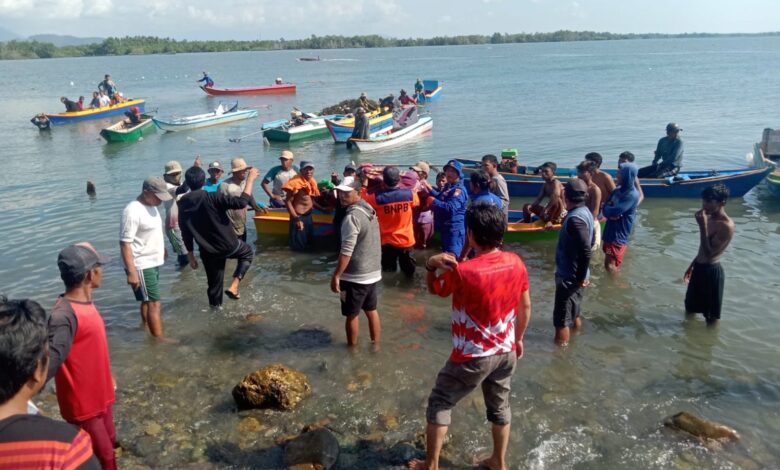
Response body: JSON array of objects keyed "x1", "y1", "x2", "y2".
[
  {"x1": 411, "y1": 204, "x2": 531, "y2": 470},
  {"x1": 120, "y1": 177, "x2": 171, "y2": 339},
  {"x1": 554, "y1": 180, "x2": 594, "y2": 345},
  {"x1": 330, "y1": 176, "x2": 382, "y2": 347},
  {"x1": 684, "y1": 184, "x2": 734, "y2": 324},
  {"x1": 162, "y1": 161, "x2": 189, "y2": 268},
  {"x1": 283, "y1": 160, "x2": 322, "y2": 252},
  {"x1": 576, "y1": 160, "x2": 602, "y2": 249},
  {"x1": 429, "y1": 160, "x2": 469, "y2": 256},
  {"x1": 602, "y1": 163, "x2": 641, "y2": 273},
  {"x1": 584, "y1": 152, "x2": 615, "y2": 205}
]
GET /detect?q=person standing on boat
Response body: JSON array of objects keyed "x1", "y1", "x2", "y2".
[
  {"x1": 283, "y1": 160, "x2": 322, "y2": 252},
  {"x1": 162, "y1": 161, "x2": 189, "y2": 268},
  {"x1": 60, "y1": 97, "x2": 80, "y2": 112},
  {"x1": 179, "y1": 165, "x2": 258, "y2": 306},
  {"x1": 638, "y1": 123, "x2": 684, "y2": 178},
  {"x1": 120, "y1": 177, "x2": 171, "y2": 340},
  {"x1": 553, "y1": 180, "x2": 594, "y2": 345},
  {"x1": 481, "y1": 154, "x2": 510, "y2": 220},
  {"x1": 410, "y1": 204, "x2": 531, "y2": 470},
  {"x1": 262, "y1": 150, "x2": 299, "y2": 208},
  {"x1": 684, "y1": 184, "x2": 734, "y2": 324},
  {"x1": 97, "y1": 74, "x2": 117, "y2": 100},
  {"x1": 602, "y1": 163, "x2": 641, "y2": 273},
  {"x1": 197, "y1": 72, "x2": 214, "y2": 88},
  {"x1": 219, "y1": 157, "x2": 268, "y2": 242},
  {"x1": 428, "y1": 160, "x2": 469, "y2": 256}
]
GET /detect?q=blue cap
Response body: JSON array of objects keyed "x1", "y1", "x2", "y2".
[{"x1": 443, "y1": 160, "x2": 464, "y2": 179}]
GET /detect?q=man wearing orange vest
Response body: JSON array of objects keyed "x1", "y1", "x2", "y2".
[
  {"x1": 47, "y1": 243, "x2": 117, "y2": 470},
  {"x1": 363, "y1": 166, "x2": 419, "y2": 278}
]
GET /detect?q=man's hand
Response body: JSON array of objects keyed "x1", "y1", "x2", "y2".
[
  {"x1": 330, "y1": 274, "x2": 340, "y2": 293},
  {"x1": 695, "y1": 209, "x2": 708, "y2": 227},
  {"x1": 683, "y1": 264, "x2": 693, "y2": 284},
  {"x1": 127, "y1": 270, "x2": 140, "y2": 289},
  {"x1": 248, "y1": 167, "x2": 260, "y2": 180},
  {"x1": 194, "y1": 155, "x2": 202, "y2": 167},
  {"x1": 544, "y1": 221, "x2": 554, "y2": 230},
  {"x1": 188, "y1": 252, "x2": 198, "y2": 270},
  {"x1": 164, "y1": 248, "x2": 169, "y2": 261},
  {"x1": 296, "y1": 219, "x2": 305, "y2": 231},
  {"x1": 427, "y1": 253, "x2": 458, "y2": 271},
  {"x1": 581, "y1": 278, "x2": 590, "y2": 288},
  {"x1": 515, "y1": 339, "x2": 524, "y2": 359}
]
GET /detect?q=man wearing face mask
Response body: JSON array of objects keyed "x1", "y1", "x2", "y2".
[{"x1": 162, "y1": 161, "x2": 189, "y2": 268}]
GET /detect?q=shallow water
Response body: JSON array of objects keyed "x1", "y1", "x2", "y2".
[{"x1": 2, "y1": 37, "x2": 780, "y2": 468}]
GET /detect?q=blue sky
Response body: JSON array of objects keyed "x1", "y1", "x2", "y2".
[{"x1": 1, "y1": 0, "x2": 778, "y2": 40}]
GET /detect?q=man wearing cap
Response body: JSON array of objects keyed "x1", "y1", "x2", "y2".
[
  {"x1": 48, "y1": 242, "x2": 117, "y2": 470},
  {"x1": 283, "y1": 160, "x2": 322, "y2": 251},
  {"x1": 262, "y1": 150, "x2": 299, "y2": 207},
  {"x1": 428, "y1": 160, "x2": 469, "y2": 256},
  {"x1": 553, "y1": 179, "x2": 595, "y2": 345},
  {"x1": 163, "y1": 161, "x2": 189, "y2": 267},
  {"x1": 204, "y1": 160, "x2": 225, "y2": 193},
  {"x1": 362, "y1": 166, "x2": 419, "y2": 278},
  {"x1": 410, "y1": 161, "x2": 435, "y2": 249},
  {"x1": 330, "y1": 176, "x2": 382, "y2": 347},
  {"x1": 219, "y1": 157, "x2": 268, "y2": 242},
  {"x1": 120, "y1": 176, "x2": 170, "y2": 340},
  {"x1": 331, "y1": 164, "x2": 359, "y2": 244},
  {"x1": 638, "y1": 123, "x2": 684, "y2": 178},
  {"x1": 179, "y1": 165, "x2": 259, "y2": 306}
]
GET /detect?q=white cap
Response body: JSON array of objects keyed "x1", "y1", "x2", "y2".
[{"x1": 334, "y1": 176, "x2": 360, "y2": 192}]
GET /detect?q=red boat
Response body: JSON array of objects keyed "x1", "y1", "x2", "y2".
[{"x1": 199, "y1": 84, "x2": 296, "y2": 95}]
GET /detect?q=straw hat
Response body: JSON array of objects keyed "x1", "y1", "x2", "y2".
[{"x1": 231, "y1": 157, "x2": 249, "y2": 173}]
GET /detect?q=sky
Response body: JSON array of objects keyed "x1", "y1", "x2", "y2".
[{"x1": 0, "y1": 0, "x2": 778, "y2": 41}]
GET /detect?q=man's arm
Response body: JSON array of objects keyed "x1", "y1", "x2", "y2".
[
  {"x1": 514, "y1": 289, "x2": 532, "y2": 358},
  {"x1": 261, "y1": 178, "x2": 276, "y2": 200},
  {"x1": 120, "y1": 242, "x2": 140, "y2": 289},
  {"x1": 569, "y1": 217, "x2": 593, "y2": 284},
  {"x1": 330, "y1": 254, "x2": 352, "y2": 293},
  {"x1": 530, "y1": 184, "x2": 546, "y2": 207},
  {"x1": 425, "y1": 253, "x2": 458, "y2": 296},
  {"x1": 46, "y1": 307, "x2": 77, "y2": 382},
  {"x1": 668, "y1": 140, "x2": 684, "y2": 168},
  {"x1": 634, "y1": 177, "x2": 644, "y2": 205}
]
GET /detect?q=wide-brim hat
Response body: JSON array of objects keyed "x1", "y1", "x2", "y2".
[
  {"x1": 164, "y1": 160, "x2": 183, "y2": 175},
  {"x1": 231, "y1": 157, "x2": 249, "y2": 173}
]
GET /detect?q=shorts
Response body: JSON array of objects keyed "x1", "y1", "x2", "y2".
[
  {"x1": 132, "y1": 267, "x2": 160, "y2": 302},
  {"x1": 426, "y1": 353, "x2": 517, "y2": 426},
  {"x1": 339, "y1": 280, "x2": 379, "y2": 317},
  {"x1": 603, "y1": 241, "x2": 627, "y2": 266},
  {"x1": 685, "y1": 262, "x2": 725, "y2": 321},
  {"x1": 553, "y1": 277, "x2": 583, "y2": 328}
]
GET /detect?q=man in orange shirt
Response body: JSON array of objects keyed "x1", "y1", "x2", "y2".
[{"x1": 363, "y1": 166, "x2": 419, "y2": 278}]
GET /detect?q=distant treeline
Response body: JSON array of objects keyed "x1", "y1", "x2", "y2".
[{"x1": 2, "y1": 31, "x2": 779, "y2": 60}]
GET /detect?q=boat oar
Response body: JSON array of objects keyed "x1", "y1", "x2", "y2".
[{"x1": 229, "y1": 129, "x2": 265, "y2": 143}]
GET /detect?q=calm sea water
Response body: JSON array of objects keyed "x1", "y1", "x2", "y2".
[{"x1": 2, "y1": 37, "x2": 780, "y2": 469}]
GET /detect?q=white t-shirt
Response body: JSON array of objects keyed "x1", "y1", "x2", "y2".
[{"x1": 119, "y1": 200, "x2": 165, "y2": 270}]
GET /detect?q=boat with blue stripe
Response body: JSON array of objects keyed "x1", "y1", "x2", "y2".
[{"x1": 45, "y1": 99, "x2": 146, "y2": 124}]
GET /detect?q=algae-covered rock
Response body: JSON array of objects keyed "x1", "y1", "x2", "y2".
[
  {"x1": 283, "y1": 428, "x2": 340, "y2": 470},
  {"x1": 664, "y1": 411, "x2": 740, "y2": 442},
  {"x1": 232, "y1": 364, "x2": 311, "y2": 411}
]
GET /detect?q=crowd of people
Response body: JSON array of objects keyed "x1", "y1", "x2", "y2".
[{"x1": 0, "y1": 121, "x2": 736, "y2": 469}]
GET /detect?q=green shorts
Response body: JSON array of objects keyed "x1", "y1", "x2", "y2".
[{"x1": 132, "y1": 267, "x2": 160, "y2": 302}]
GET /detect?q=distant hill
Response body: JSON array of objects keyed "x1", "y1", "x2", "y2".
[
  {"x1": 0, "y1": 26, "x2": 18, "y2": 41},
  {"x1": 27, "y1": 34, "x2": 103, "y2": 46}
]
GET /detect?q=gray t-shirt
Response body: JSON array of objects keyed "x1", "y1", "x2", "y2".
[
  {"x1": 263, "y1": 165, "x2": 299, "y2": 197},
  {"x1": 491, "y1": 174, "x2": 510, "y2": 217},
  {"x1": 218, "y1": 178, "x2": 248, "y2": 236}
]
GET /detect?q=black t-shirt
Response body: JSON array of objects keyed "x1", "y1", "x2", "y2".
[{"x1": 0, "y1": 414, "x2": 101, "y2": 469}]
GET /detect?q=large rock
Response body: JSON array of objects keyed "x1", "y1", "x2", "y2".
[
  {"x1": 664, "y1": 411, "x2": 740, "y2": 442},
  {"x1": 283, "y1": 428, "x2": 340, "y2": 470},
  {"x1": 232, "y1": 365, "x2": 311, "y2": 411}
]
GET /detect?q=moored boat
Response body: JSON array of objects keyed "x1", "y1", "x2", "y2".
[
  {"x1": 416, "y1": 79, "x2": 442, "y2": 103},
  {"x1": 753, "y1": 128, "x2": 780, "y2": 195},
  {"x1": 262, "y1": 113, "x2": 346, "y2": 142},
  {"x1": 325, "y1": 112, "x2": 394, "y2": 143},
  {"x1": 45, "y1": 99, "x2": 146, "y2": 124},
  {"x1": 456, "y1": 158, "x2": 773, "y2": 198},
  {"x1": 200, "y1": 84, "x2": 296, "y2": 95},
  {"x1": 100, "y1": 117, "x2": 155, "y2": 142},
  {"x1": 349, "y1": 116, "x2": 433, "y2": 152},
  {"x1": 153, "y1": 104, "x2": 257, "y2": 132}
]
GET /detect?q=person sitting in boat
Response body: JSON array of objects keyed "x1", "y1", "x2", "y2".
[
  {"x1": 414, "y1": 78, "x2": 424, "y2": 95},
  {"x1": 290, "y1": 110, "x2": 306, "y2": 127},
  {"x1": 30, "y1": 113, "x2": 50, "y2": 130},
  {"x1": 638, "y1": 123, "x2": 684, "y2": 178},
  {"x1": 197, "y1": 72, "x2": 214, "y2": 88},
  {"x1": 499, "y1": 155, "x2": 519, "y2": 174},
  {"x1": 98, "y1": 74, "x2": 117, "y2": 99},
  {"x1": 379, "y1": 94, "x2": 400, "y2": 112},
  {"x1": 98, "y1": 91, "x2": 111, "y2": 108},
  {"x1": 60, "y1": 96, "x2": 80, "y2": 112},
  {"x1": 522, "y1": 162, "x2": 566, "y2": 229},
  {"x1": 112, "y1": 92, "x2": 125, "y2": 105},
  {"x1": 124, "y1": 106, "x2": 142, "y2": 126},
  {"x1": 275, "y1": 77, "x2": 283, "y2": 85},
  {"x1": 77, "y1": 96, "x2": 85, "y2": 110},
  {"x1": 89, "y1": 91, "x2": 102, "y2": 109},
  {"x1": 399, "y1": 89, "x2": 416, "y2": 106}
]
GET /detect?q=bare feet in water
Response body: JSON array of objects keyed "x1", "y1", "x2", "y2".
[
  {"x1": 407, "y1": 459, "x2": 428, "y2": 470},
  {"x1": 474, "y1": 454, "x2": 507, "y2": 470}
]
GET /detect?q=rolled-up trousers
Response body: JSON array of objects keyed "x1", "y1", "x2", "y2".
[{"x1": 200, "y1": 240, "x2": 254, "y2": 307}]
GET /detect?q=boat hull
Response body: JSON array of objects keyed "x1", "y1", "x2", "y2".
[
  {"x1": 767, "y1": 171, "x2": 780, "y2": 195},
  {"x1": 456, "y1": 159, "x2": 772, "y2": 198},
  {"x1": 262, "y1": 114, "x2": 346, "y2": 142},
  {"x1": 46, "y1": 99, "x2": 146, "y2": 124},
  {"x1": 253, "y1": 209, "x2": 335, "y2": 237},
  {"x1": 351, "y1": 117, "x2": 433, "y2": 151},
  {"x1": 100, "y1": 118, "x2": 155, "y2": 142},
  {"x1": 325, "y1": 113, "x2": 393, "y2": 143},
  {"x1": 153, "y1": 109, "x2": 258, "y2": 132},
  {"x1": 200, "y1": 84, "x2": 296, "y2": 95}
]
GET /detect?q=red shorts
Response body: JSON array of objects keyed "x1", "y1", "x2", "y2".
[{"x1": 602, "y1": 241, "x2": 627, "y2": 266}]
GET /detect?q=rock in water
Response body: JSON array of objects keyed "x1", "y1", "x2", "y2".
[
  {"x1": 283, "y1": 428, "x2": 340, "y2": 470},
  {"x1": 86, "y1": 181, "x2": 96, "y2": 197},
  {"x1": 232, "y1": 364, "x2": 311, "y2": 411},
  {"x1": 664, "y1": 411, "x2": 740, "y2": 442}
]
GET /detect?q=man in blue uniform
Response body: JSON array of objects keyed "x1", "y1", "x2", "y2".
[{"x1": 428, "y1": 160, "x2": 468, "y2": 256}]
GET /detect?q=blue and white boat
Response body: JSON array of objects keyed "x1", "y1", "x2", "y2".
[{"x1": 153, "y1": 103, "x2": 257, "y2": 132}]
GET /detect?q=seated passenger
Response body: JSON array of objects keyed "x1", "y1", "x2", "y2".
[
  {"x1": 77, "y1": 96, "x2": 85, "y2": 110},
  {"x1": 522, "y1": 162, "x2": 565, "y2": 228},
  {"x1": 89, "y1": 92, "x2": 101, "y2": 109},
  {"x1": 399, "y1": 89, "x2": 416, "y2": 106},
  {"x1": 60, "y1": 97, "x2": 80, "y2": 112},
  {"x1": 275, "y1": 77, "x2": 283, "y2": 85},
  {"x1": 124, "y1": 106, "x2": 142, "y2": 126}
]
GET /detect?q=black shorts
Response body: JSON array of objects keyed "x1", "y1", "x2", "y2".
[
  {"x1": 685, "y1": 262, "x2": 724, "y2": 321},
  {"x1": 339, "y1": 280, "x2": 379, "y2": 317},
  {"x1": 553, "y1": 277, "x2": 583, "y2": 328}
]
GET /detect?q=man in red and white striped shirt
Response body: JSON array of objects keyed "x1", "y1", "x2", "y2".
[{"x1": 411, "y1": 203, "x2": 531, "y2": 470}]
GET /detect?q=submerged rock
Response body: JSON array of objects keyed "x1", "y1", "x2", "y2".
[
  {"x1": 237, "y1": 416, "x2": 263, "y2": 434},
  {"x1": 232, "y1": 364, "x2": 311, "y2": 411},
  {"x1": 283, "y1": 428, "x2": 340, "y2": 470},
  {"x1": 285, "y1": 327, "x2": 333, "y2": 350},
  {"x1": 664, "y1": 411, "x2": 740, "y2": 442}
]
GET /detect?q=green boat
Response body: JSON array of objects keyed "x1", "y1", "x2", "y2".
[
  {"x1": 767, "y1": 170, "x2": 780, "y2": 195},
  {"x1": 100, "y1": 117, "x2": 155, "y2": 143},
  {"x1": 262, "y1": 113, "x2": 346, "y2": 142}
]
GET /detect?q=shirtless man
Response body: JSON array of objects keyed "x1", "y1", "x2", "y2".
[
  {"x1": 576, "y1": 161, "x2": 602, "y2": 249},
  {"x1": 522, "y1": 162, "x2": 564, "y2": 229},
  {"x1": 683, "y1": 184, "x2": 734, "y2": 324},
  {"x1": 283, "y1": 160, "x2": 322, "y2": 251},
  {"x1": 584, "y1": 152, "x2": 616, "y2": 205}
]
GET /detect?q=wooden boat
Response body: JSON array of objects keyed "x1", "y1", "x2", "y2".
[
  {"x1": 100, "y1": 117, "x2": 155, "y2": 142},
  {"x1": 325, "y1": 112, "x2": 394, "y2": 143},
  {"x1": 349, "y1": 116, "x2": 433, "y2": 151},
  {"x1": 253, "y1": 209, "x2": 336, "y2": 238},
  {"x1": 262, "y1": 113, "x2": 346, "y2": 142},
  {"x1": 200, "y1": 84, "x2": 296, "y2": 96},
  {"x1": 153, "y1": 105, "x2": 257, "y2": 132},
  {"x1": 456, "y1": 158, "x2": 773, "y2": 198},
  {"x1": 753, "y1": 129, "x2": 780, "y2": 195},
  {"x1": 416, "y1": 80, "x2": 442, "y2": 103},
  {"x1": 298, "y1": 57, "x2": 320, "y2": 62},
  {"x1": 45, "y1": 99, "x2": 145, "y2": 125}
]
